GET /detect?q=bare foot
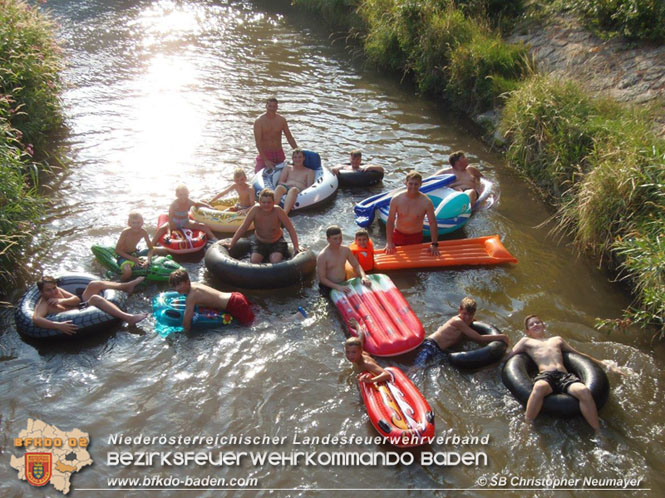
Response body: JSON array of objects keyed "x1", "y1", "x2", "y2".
[
  {"x1": 126, "y1": 313, "x2": 149, "y2": 326},
  {"x1": 124, "y1": 276, "x2": 145, "y2": 294}
]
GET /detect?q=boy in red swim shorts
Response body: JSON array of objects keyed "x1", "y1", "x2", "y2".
[{"x1": 169, "y1": 269, "x2": 254, "y2": 329}]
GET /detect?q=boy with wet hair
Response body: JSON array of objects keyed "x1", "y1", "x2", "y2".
[
  {"x1": 115, "y1": 211, "x2": 155, "y2": 281},
  {"x1": 168, "y1": 268, "x2": 254, "y2": 328},
  {"x1": 414, "y1": 297, "x2": 509, "y2": 367},
  {"x1": 210, "y1": 168, "x2": 256, "y2": 212},
  {"x1": 345, "y1": 335, "x2": 391, "y2": 384}
]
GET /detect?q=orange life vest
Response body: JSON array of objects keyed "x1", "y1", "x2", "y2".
[{"x1": 350, "y1": 239, "x2": 374, "y2": 271}]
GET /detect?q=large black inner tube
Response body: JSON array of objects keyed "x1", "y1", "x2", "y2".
[
  {"x1": 14, "y1": 273, "x2": 127, "y2": 339},
  {"x1": 448, "y1": 321, "x2": 507, "y2": 369},
  {"x1": 337, "y1": 169, "x2": 384, "y2": 187},
  {"x1": 205, "y1": 238, "x2": 316, "y2": 289},
  {"x1": 502, "y1": 351, "x2": 610, "y2": 417}
]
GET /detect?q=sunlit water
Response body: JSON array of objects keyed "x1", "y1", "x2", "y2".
[{"x1": 1, "y1": 0, "x2": 663, "y2": 496}]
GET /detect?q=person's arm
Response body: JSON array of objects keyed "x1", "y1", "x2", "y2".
[
  {"x1": 283, "y1": 119, "x2": 297, "y2": 149},
  {"x1": 347, "y1": 251, "x2": 370, "y2": 287},
  {"x1": 182, "y1": 295, "x2": 196, "y2": 333},
  {"x1": 228, "y1": 208, "x2": 256, "y2": 249},
  {"x1": 458, "y1": 319, "x2": 510, "y2": 346},
  {"x1": 305, "y1": 169, "x2": 315, "y2": 189},
  {"x1": 142, "y1": 231, "x2": 154, "y2": 266},
  {"x1": 210, "y1": 184, "x2": 235, "y2": 203},
  {"x1": 435, "y1": 167, "x2": 453, "y2": 176},
  {"x1": 192, "y1": 199, "x2": 213, "y2": 209},
  {"x1": 385, "y1": 199, "x2": 398, "y2": 254},
  {"x1": 115, "y1": 231, "x2": 141, "y2": 265},
  {"x1": 359, "y1": 360, "x2": 391, "y2": 384},
  {"x1": 32, "y1": 300, "x2": 77, "y2": 335},
  {"x1": 504, "y1": 337, "x2": 527, "y2": 360},
  {"x1": 279, "y1": 209, "x2": 299, "y2": 253},
  {"x1": 425, "y1": 198, "x2": 439, "y2": 256},
  {"x1": 253, "y1": 119, "x2": 270, "y2": 167},
  {"x1": 277, "y1": 166, "x2": 289, "y2": 185},
  {"x1": 560, "y1": 338, "x2": 610, "y2": 369}
]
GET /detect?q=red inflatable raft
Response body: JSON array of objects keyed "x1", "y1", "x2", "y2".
[
  {"x1": 360, "y1": 367, "x2": 434, "y2": 447},
  {"x1": 331, "y1": 273, "x2": 424, "y2": 357},
  {"x1": 156, "y1": 214, "x2": 207, "y2": 254}
]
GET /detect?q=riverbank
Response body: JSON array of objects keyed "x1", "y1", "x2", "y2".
[
  {"x1": 0, "y1": 0, "x2": 64, "y2": 297},
  {"x1": 292, "y1": 0, "x2": 665, "y2": 337}
]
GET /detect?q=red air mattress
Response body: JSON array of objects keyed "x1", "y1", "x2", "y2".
[
  {"x1": 156, "y1": 214, "x2": 207, "y2": 254},
  {"x1": 331, "y1": 273, "x2": 424, "y2": 356},
  {"x1": 360, "y1": 367, "x2": 434, "y2": 447}
]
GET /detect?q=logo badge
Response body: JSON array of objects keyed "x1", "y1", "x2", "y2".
[{"x1": 25, "y1": 453, "x2": 52, "y2": 487}]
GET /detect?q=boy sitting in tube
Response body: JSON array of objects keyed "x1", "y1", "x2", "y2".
[
  {"x1": 115, "y1": 211, "x2": 159, "y2": 281},
  {"x1": 331, "y1": 150, "x2": 384, "y2": 175},
  {"x1": 415, "y1": 297, "x2": 509, "y2": 367},
  {"x1": 168, "y1": 269, "x2": 254, "y2": 328},
  {"x1": 209, "y1": 168, "x2": 256, "y2": 212}
]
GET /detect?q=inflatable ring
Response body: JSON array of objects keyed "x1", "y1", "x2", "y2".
[
  {"x1": 204, "y1": 238, "x2": 316, "y2": 289},
  {"x1": 14, "y1": 273, "x2": 127, "y2": 339},
  {"x1": 448, "y1": 321, "x2": 507, "y2": 369},
  {"x1": 502, "y1": 352, "x2": 610, "y2": 417},
  {"x1": 337, "y1": 169, "x2": 384, "y2": 187}
]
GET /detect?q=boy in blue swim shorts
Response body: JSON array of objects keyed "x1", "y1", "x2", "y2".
[{"x1": 414, "y1": 297, "x2": 510, "y2": 367}]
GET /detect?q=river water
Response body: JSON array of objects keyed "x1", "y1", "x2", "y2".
[{"x1": 1, "y1": 0, "x2": 664, "y2": 496}]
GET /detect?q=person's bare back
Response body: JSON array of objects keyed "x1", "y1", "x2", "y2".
[{"x1": 187, "y1": 282, "x2": 231, "y2": 311}]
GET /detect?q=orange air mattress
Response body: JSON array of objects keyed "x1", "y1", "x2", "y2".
[{"x1": 373, "y1": 235, "x2": 517, "y2": 271}]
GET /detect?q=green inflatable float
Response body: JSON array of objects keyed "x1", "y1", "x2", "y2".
[{"x1": 91, "y1": 245, "x2": 183, "y2": 282}]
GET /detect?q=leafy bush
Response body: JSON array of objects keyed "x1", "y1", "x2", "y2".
[{"x1": 572, "y1": 0, "x2": 665, "y2": 41}]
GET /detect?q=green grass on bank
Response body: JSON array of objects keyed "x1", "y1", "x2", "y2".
[
  {"x1": 0, "y1": 0, "x2": 63, "y2": 295},
  {"x1": 293, "y1": 0, "x2": 665, "y2": 337}
]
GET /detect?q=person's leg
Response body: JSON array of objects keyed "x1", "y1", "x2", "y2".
[
  {"x1": 87, "y1": 295, "x2": 148, "y2": 325},
  {"x1": 152, "y1": 223, "x2": 169, "y2": 246},
  {"x1": 268, "y1": 250, "x2": 284, "y2": 263},
  {"x1": 82, "y1": 277, "x2": 145, "y2": 300},
  {"x1": 567, "y1": 382, "x2": 600, "y2": 430},
  {"x1": 119, "y1": 262, "x2": 133, "y2": 282},
  {"x1": 525, "y1": 380, "x2": 553, "y2": 422},
  {"x1": 274, "y1": 185, "x2": 287, "y2": 205},
  {"x1": 283, "y1": 187, "x2": 299, "y2": 214},
  {"x1": 465, "y1": 188, "x2": 478, "y2": 206},
  {"x1": 187, "y1": 221, "x2": 217, "y2": 241}
]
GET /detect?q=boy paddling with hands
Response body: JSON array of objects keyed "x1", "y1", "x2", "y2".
[
  {"x1": 226, "y1": 188, "x2": 300, "y2": 264},
  {"x1": 317, "y1": 225, "x2": 370, "y2": 297},
  {"x1": 415, "y1": 297, "x2": 509, "y2": 366},
  {"x1": 345, "y1": 335, "x2": 391, "y2": 384},
  {"x1": 168, "y1": 269, "x2": 254, "y2": 329},
  {"x1": 385, "y1": 171, "x2": 439, "y2": 256}
]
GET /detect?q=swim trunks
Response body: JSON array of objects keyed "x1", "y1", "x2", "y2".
[
  {"x1": 318, "y1": 282, "x2": 333, "y2": 298},
  {"x1": 414, "y1": 338, "x2": 449, "y2": 367},
  {"x1": 226, "y1": 292, "x2": 254, "y2": 325},
  {"x1": 117, "y1": 248, "x2": 150, "y2": 268},
  {"x1": 278, "y1": 183, "x2": 301, "y2": 193},
  {"x1": 533, "y1": 370, "x2": 582, "y2": 394},
  {"x1": 250, "y1": 236, "x2": 290, "y2": 261},
  {"x1": 392, "y1": 229, "x2": 424, "y2": 246},
  {"x1": 255, "y1": 148, "x2": 286, "y2": 172}
]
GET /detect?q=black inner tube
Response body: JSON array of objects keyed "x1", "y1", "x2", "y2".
[
  {"x1": 502, "y1": 351, "x2": 610, "y2": 417},
  {"x1": 448, "y1": 321, "x2": 507, "y2": 369},
  {"x1": 337, "y1": 169, "x2": 384, "y2": 187},
  {"x1": 204, "y1": 238, "x2": 316, "y2": 289}
]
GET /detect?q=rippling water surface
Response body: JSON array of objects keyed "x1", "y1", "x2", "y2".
[{"x1": 1, "y1": 0, "x2": 664, "y2": 495}]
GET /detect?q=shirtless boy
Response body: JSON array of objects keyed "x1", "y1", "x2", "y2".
[
  {"x1": 436, "y1": 151, "x2": 483, "y2": 206},
  {"x1": 33, "y1": 275, "x2": 147, "y2": 335},
  {"x1": 345, "y1": 336, "x2": 391, "y2": 384},
  {"x1": 317, "y1": 225, "x2": 370, "y2": 298},
  {"x1": 210, "y1": 168, "x2": 256, "y2": 212},
  {"x1": 227, "y1": 188, "x2": 300, "y2": 264},
  {"x1": 415, "y1": 297, "x2": 509, "y2": 366},
  {"x1": 331, "y1": 150, "x2": 384, "y2": 175},
  {"x1": 254, "y1": 97, "x2": 298, "y2": 172},
  {"x1": 115, "y1": 211, "x2": 155, "y2": 281},
  {"x1": 169, "y1": 269, "x2": 254, "y2": 329},
  {"x1": 505, "y1": 315, "x2": 614, "y2": 430},
  {"x1": 385, "y1": 171, "x2": 439, "y2": 255},
  {"x1": 273, "y1": 149, "x2": 315, "y2": 214}
]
